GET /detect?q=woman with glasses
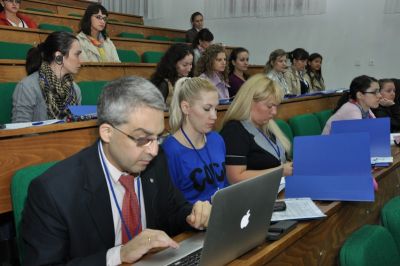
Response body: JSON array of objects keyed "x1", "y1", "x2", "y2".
[
  {"x1": 162, "y1": 77, "x2": 228, "y2": 203},
  {"x1": 12, "y1": 31, "x2": 82, "y2": 122},
  {"x1": 0, "y1": 0, "x2": 37, "y2": 28},
  {"x1": 77, "y1": 3, "x2": 120, "y2": 62},
  {"x1": 322, "y1": 75, "x2": 381, "y2": 134},
  {"x1": 372, "y1": 79, "x2": 400, "y2": 132}
]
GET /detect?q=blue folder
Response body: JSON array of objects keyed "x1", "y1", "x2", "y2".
[
  {"x1": 331, "y1": 118, "x2": 391, "y2": 165},
  {"x1": 285, "y1": 133, "x2": 374, "y2": 201}
]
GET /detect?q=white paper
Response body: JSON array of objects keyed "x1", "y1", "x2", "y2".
[
  {"x1": 271, "y1": 197, "x2": 326, "y2": 222},
  {"x1": 371, "y1": 157, "x2": 393, "y2": 164},
  {"x1": 390, "y1": 133, "x2": 400, "y2": 145},
  {"x1": 278, "y1": 177, "x2": 285, "y2": 194},
  {"x1": 3, "y1": 119, "x2": 64, "y2": 130}
]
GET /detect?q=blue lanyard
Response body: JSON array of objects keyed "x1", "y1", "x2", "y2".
[
  {"x1": 180, "y1": 128, "x2": 221, "y2": 190},
  {"x1": 98, "y1": 141, "x2": 142, "y2": 241},
  {"x1": 257, "y1": 129, "x2": 281, "y2": 159}
]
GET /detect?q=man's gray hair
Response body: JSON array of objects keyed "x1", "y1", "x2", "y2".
[{"x1": 97, "y1": 76, "x2": 166, "y2": 126}]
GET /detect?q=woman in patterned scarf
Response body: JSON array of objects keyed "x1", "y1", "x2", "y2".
[
  {"x1": 76, "y1": 3, "x2": 120, "y2": 63},
  {"x1": 12, "y1": 31, "x2": 82, "y2": 122}
]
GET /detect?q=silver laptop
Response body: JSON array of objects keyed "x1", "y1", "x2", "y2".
[{"x1": 136, "y1": 167, "x2": 283, "y2": 266}]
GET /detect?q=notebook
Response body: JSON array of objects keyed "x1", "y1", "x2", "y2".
[{"x1": 135, "y1": 167, "x2": 283, "y2": 266}]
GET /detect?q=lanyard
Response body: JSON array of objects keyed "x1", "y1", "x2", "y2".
[
  {"x1": 257, "y1": 129, "x2": 281, "y2": 159},
  {"x1": 98, "y1": 141, "x2": 142, "y2": 241},
  {"x1": 180, "y1": 128, "x2": 221, "y2": 190}
]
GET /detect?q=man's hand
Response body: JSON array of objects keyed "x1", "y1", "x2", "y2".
[
  {"x1": 186, "y1": 201, "x2": 212, "y2": 230},
  {"x1": 120, "y1": 228, "x2": 179, "y2": 263}
]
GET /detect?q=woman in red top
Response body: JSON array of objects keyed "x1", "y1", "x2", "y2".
[{"x1": 0, "y1": 0, "x2": 37, "y2": 28}]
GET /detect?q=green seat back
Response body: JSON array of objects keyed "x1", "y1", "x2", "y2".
[
  {"x1": 340, "y1": 225, "x2": 400, "y2": 266},
  {"x1": 381, "y1": 196, "x2": 400, "y2": 252},
  {"x1": 11, "y1": 161, "x2": 58, "y2": 262},
  {"x1": 25, "y1": 7, "x2": 54, "y2": 14},
  {"x1": 142, "y1": 51, "x2": 164, "y2": 63},
  {"x1": 0, "y1": 82, "x2": 17, "y2": 124},
  {"x1": 123, "y1": 21, "x2": 142, "y2": 25},
  {"x1": 78, "y1": 81, "x2": 108, "y2": 105},
  {"x1": 38, "y1": 23, "x2": 73, "y2": 33},
  {"x1": 147, "y1": 35, "x2": 170, "y2": 42},
  {"x1": 108, "y1": 18, "x2": 118, "y2": 23},
  {"x1": 275, "y1": 119, "x2": 294, "y2": 143},
  {"x1": 117, "y1": 32, "x2": 145, "y2": 39},
  {"x1": 170, "y1": 37, "x2": 186, "y2": 43},
  {"x1": 117, "y1": 49, "x2": 140, "y2": 63},
  {"x1": 0, "y1": 41, "x2": 33, "y2": 60},
  {"x1": 288, "y1": 113, "x2": 322, "y2": 136},
  {"x1": 314, "y1": 109, "x2": 333, "y2": 129},
  {"x1": 68, "y1": 13, "x2": 82, "y2": 18}
]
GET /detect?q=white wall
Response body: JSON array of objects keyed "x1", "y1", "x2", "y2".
[{"x1": 145, "y1": 0, "x2": 400, "y2": 89}]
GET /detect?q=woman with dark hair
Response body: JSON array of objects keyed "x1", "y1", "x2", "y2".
[
  {"x1": 77, "y1": 3, "x2": 120, "y2": 62},
  {"x1": 195, "y1": 44, "x2": 230, "y2": 99},
  {"x1": 284, "y1": 48, "x2": 310, "y2": 95},
  {"x1": 372, "y1": 79, "x2": 400, "y2": 132},
  {"x1": 150, "y1": 43, "x2": 194, "y2": 104},
  {"x1": 264, "y1": 49, "x2": 290, "y2": 96},
  {"x1": 192, "y1": 28, "x2": 213, "y2": 63},
  {"x1": 228, "y1": 47, "x2": 249, "y2": 97},
  {"x1": 12, "y1": 31, "x2": 82, "y2": 122},
  {"x1": 322, "y1": 75, "x2": 381, "y2": 134},
  {"x1": 305, "y1": 53, "x2": 325, "y2": 92},
  {"x1": 0, "y1": 0, "x2": 37, "y2": 28},
  {"x1": 185, "y1": 11, "x2": 204, "y2": 43}
]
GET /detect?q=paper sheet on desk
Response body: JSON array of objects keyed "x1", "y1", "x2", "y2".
[
  {"x1": 3, "y1": 119, "x2": 63, "y2": 130},
  {"x1": 278, "y1": 177, "x2": 285, "y2": 194},
  {"x1": 271, "y1": 198, "x2": 326, "y2": 222}
]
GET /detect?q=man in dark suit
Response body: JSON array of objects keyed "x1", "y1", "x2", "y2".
[
  {"x1": 21, "y1": 77, "x2": 211, "y2": 265},
  {"x1": 185, "y1": 12, "x2": 204, "y2": 43}
]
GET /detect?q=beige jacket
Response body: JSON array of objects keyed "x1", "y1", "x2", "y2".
[
  {"x1": 283, "y1": 66, "x2": 311, "y2": 95},
  {"x1": 304, "y1": 72, "x2": 325, "y2": 92},
  {"x1": 77, "y1": 32, "x2": 120, "y2": 63}
]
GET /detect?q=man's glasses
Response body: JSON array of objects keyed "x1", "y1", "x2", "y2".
[
  {"x1": 111, "y1": 125, "x2": 165, "y2": 147},
  {"x1": 363, "y1": 89, "x2": 381, "y2": 95},
  {"x1": 4, "y1": 0, "x2": 22, "y2": 4},
  {"x1": 93, "y1": 15, "x2": 108, "y2": 22}
]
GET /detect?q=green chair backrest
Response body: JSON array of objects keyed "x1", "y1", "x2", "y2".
[
  {"x1": 117, "y1": 49, "x2": 140, "y2": 63},
  {"x1": 0, "y1": 82, "x2": 16, "y2": 124},
  {"x1": 11, "y1": 161, "x2": 58, "y2": 263},
  {"x1": 25, "y1": 7, "x2": 54, "y2": 14},
  {"x1": 381, "y1": 196, "x2": 400, "y2": 252},
  {"x1": 108, "y1": 18, "x2": 119, "y2": 23},
  {"x1": 117, "y1": 32, "x2": 145, "y2": 39},
  {"x1": 288, "y1": 113, "x2": 322, "y2": 136},
  {"x1": 123, "y1": 21, "x2": 142, "y2": 25},
  {"x1": 314, "y1": 109, "x2": 333, "y2": 129},
  {"x1": 340, "y1": 225, "x2": 400, "y2": 266},
  {"x1": 275, "y1": 119, "x2": 294, "y2": 143},
  {"x1": 142, "y1": 51, "x2": 164, "y2": 63},
  {"x1": 170, "y1": 37, "x2": 186, "y2": 43},
  {"x1": 78, "y1": 81, "x2": 108, "y2": 105},
  {"x1": 0, "y1": 41, "x2": 33, "y2": 60},
  {"x1": 68, "y1": 13, "x2": 82, "y2": 18},
  {"x1": 147, "y1": 35, "x2": 170, "y2": 42},
  {"x1": 38, "y1": 23, "x2": 73, "y2": 33}
]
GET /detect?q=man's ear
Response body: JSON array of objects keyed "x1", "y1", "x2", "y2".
[{"x1": 99, "y1": 123, "x2": 113, "y2": 143}]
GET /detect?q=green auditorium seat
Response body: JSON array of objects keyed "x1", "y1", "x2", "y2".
[
  {"x1": 38, "y1": 23, "x2": 73, "y2": 33},
  {"x1": 123, "y1": 21, "x2": 143, "y2": 25},
  {"x1": 275, "y1": 119, "x2": 294, "y2": 143},
  {"x1": 147, "y1": 35, "x2": 170, "y2": 42},
  {"x1": 25, "y1": 7, "x2": 54, "y2": 14},
  {"x1": 68, "y1": 13, "x2": 83, "y2": 18},
  {"x1": 288, "y1": 113, "x2": 322, "y2": 137},
  {"x1": 0, "y1": 41, "x2": 32, "y2": 60},
  {"x1": 170, "y1": 37, "x2": 187, "y2": 43},
  {"x1": 340, "y1": 225, "x2": 400, "y2": 266},
  {"x1": 142, "y1": 51, "x2": 164, "y2": 63},
  {"x1": 117, "y1": 32, "x2": 145, "y2": 39},
  {"x1": 314, "y1": 109, "x2": 333, "y2": 129},
  {"x1": 78, "y1": 81, "x2": 108, "y2": 105},
  {"x1": 381, "y1": 196, "x2": 400, "y2": 252},
  {"x1": 0, "y1": 82, "x2": 17, "y2": 124},
  {"x1": 117, "y1": 49, "x2": 140, "y2": 63},
  {"x1": 11, "y1": 161, "x2": 58, "y2": 263}
]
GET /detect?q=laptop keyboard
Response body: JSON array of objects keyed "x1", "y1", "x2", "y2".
[{"x1": 168, "y1": 248, "x2": 203, "y2": 266}]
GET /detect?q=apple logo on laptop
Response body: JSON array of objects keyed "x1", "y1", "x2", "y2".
[{"x1": 240, "y1": 210, "x2": 251, "y2": 229}]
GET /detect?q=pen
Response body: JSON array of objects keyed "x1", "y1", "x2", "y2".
[{"x1": 32, "y1": 121, "x2": 44, "y2": 126}]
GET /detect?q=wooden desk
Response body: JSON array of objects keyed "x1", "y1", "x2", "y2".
[{"x1": 0, "y1": 94, "x2": 340, "y2": 214}]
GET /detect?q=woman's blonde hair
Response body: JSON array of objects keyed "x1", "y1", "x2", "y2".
[
  {"x1": 195, "y1": 44, "x2": 228, "y2": 82},
  {"x1": 169, "y1": 77, "x2": 217, "y2": 133},
  {"x1": 263, "y1": 49, "x2": 287, "y2": 74},
  {"x1": 220, "y1": 73, "x2": 291, "y2": 153}
]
